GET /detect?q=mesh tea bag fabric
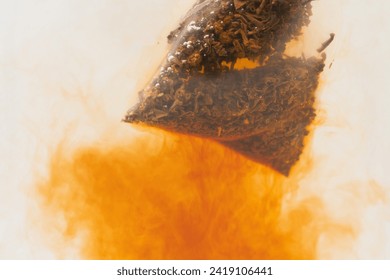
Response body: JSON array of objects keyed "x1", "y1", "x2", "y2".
[{"x1": 125, "y1": 0, "x2": 327, "y2": 175}]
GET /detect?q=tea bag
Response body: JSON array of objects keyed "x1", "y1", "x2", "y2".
[{"x1": 125, "y1": 0, "x2": 327, "y2": 175}]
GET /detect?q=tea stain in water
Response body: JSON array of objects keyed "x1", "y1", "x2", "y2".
[{"x1": 38, "y1": 130, "x2": 352, "y2": 259}]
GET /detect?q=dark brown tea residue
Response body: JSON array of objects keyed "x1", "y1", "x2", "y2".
[{"x1": 125, "y1": 0, "x2": 327, "y2": 175}]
